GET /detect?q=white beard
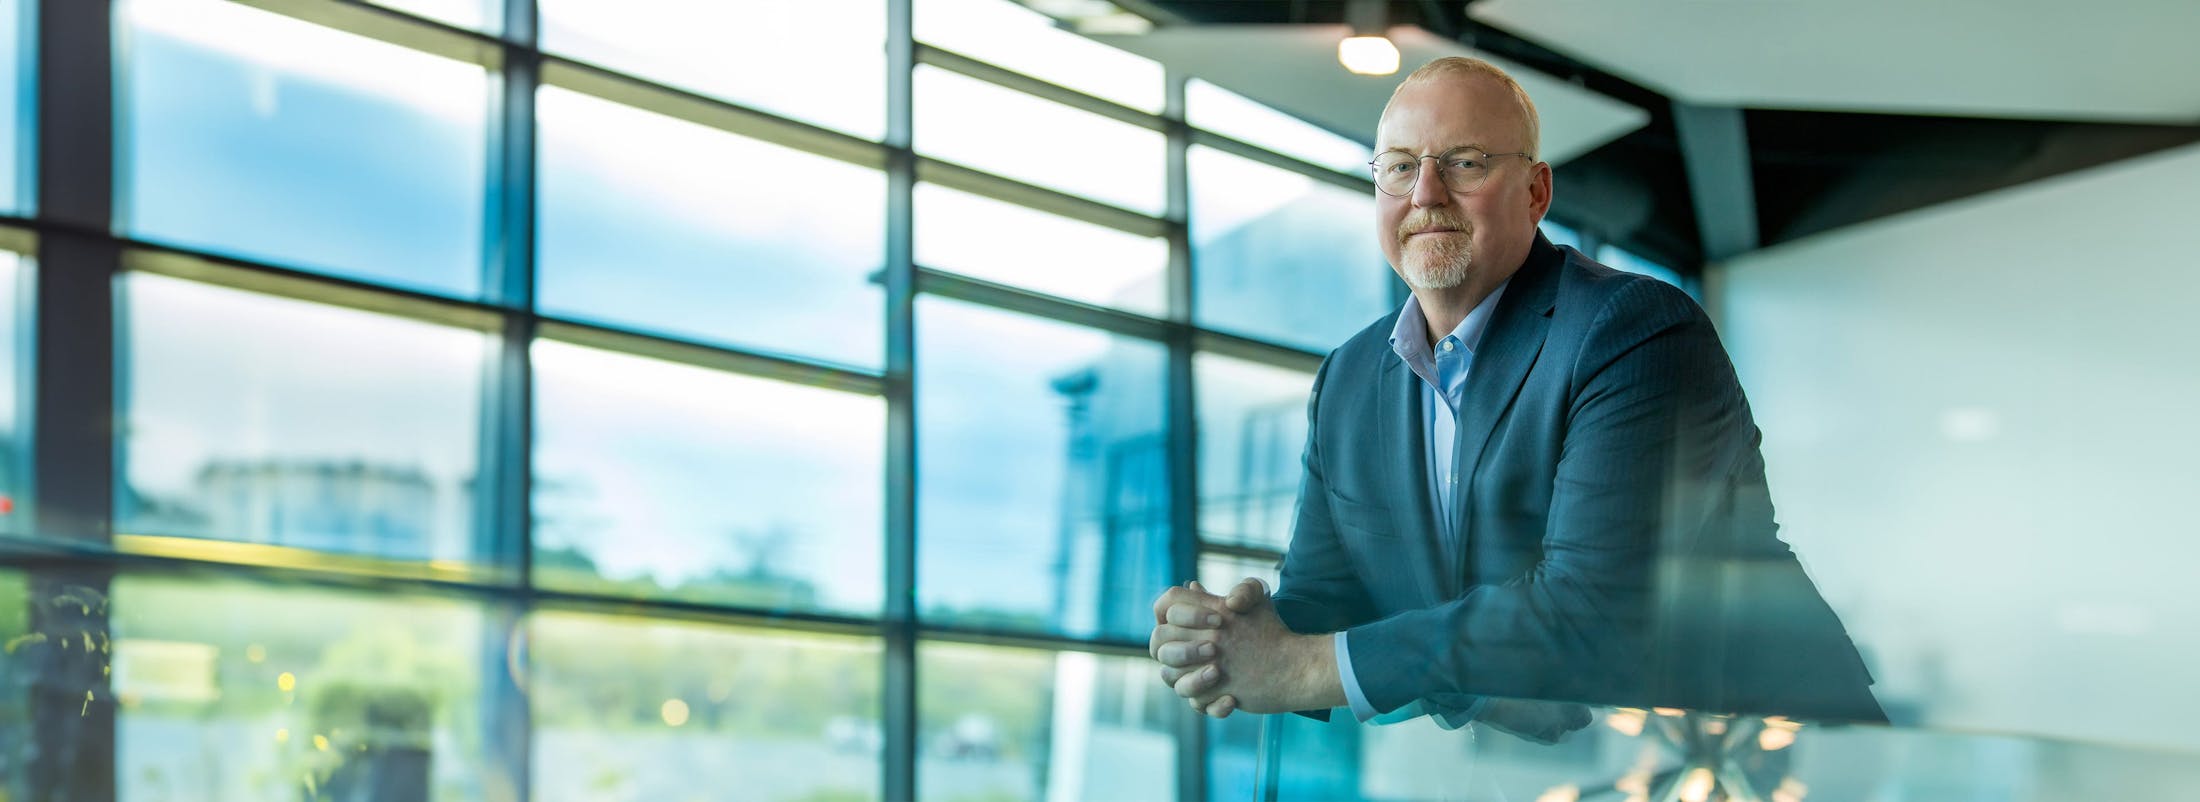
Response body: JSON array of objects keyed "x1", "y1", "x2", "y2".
[{"x1": 1401, "y1": 236, "x2": 1472, "y2": 290}]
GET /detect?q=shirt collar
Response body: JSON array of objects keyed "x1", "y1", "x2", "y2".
[{"x1": 1389, "y1": 279, "x2": 1511, "y2": 365}]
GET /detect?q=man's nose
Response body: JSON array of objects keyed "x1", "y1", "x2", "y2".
[{"x1": 1410, "y1": 159, "x2": 1449, "y2": 208}]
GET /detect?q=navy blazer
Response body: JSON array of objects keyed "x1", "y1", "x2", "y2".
[{"x1": 1274, "y1": 236, "x2": 1885, "y2": 723}]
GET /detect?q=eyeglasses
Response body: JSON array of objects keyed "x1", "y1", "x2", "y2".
[{"x1": 1368, "y1": 147, "x2": 1534, "y2": 197}]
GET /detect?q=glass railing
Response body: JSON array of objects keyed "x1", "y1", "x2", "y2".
[{"x1": 1245, "y1": 697, "x2": 2200, "y2": 801}]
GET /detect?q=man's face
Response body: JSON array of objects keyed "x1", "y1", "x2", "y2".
[{"x1": 1374, "y1": 74, "x2": 1552, "y2": 293}]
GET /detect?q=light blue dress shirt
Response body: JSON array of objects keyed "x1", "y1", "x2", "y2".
[{"x1": 1333, "y1": 281, "x2": 1509, "y2": 728}]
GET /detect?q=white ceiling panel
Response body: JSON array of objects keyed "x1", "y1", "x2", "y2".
[
  {"x1": 1092, "y1": 24, "x2": 1650, "y2": 165},
  {"x1": 1471, "y1": 0, "x2": 2200, "y2": 123}
]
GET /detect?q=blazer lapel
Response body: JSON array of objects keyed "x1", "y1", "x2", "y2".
[
  {"x1": 1377, "y1": 354, "x2": 1448, "y2": 606},
  {"x1": 1448, "y1": 247, "x2": 1563, "y2": 591}
]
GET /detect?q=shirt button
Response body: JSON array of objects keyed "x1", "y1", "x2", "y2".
[{"x1": 1440, "y1": 341, "x2": 1455, "y2": 352}]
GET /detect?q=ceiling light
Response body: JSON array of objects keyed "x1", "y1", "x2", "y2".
[
  {"x1": 1339, "y1": 35, "x2": 1399, "y2": 75},
  {"x1": 1339, "y1": 0, "x2": 1398, "y2": 76}
]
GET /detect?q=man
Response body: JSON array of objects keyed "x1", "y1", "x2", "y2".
[{"x1": 1148, "y1": 57, "x2": 1882, "y2": 733}]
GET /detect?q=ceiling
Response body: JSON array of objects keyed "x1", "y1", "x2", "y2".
[
  {"x1": 1091, "y1": 24, "x2": 1650, "y2": 166},
  {"x1": 1082, "y1": 0, "x2": 2200, "y2": 272}
]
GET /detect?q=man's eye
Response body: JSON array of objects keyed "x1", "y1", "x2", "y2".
[
  {"x1": 1449, "y1": 159, "x2": 1484, "y2": 170},
  {"x1": 1385, "y1": 161, "x2": 1415, "y2": 174}
]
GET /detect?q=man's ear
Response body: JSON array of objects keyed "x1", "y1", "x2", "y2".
[{"x1": 1528, "y1": 161, "x2": 1554, "y2": 220}]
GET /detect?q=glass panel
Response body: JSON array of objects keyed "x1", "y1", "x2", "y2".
[
  {"x1": 1194, "y1": 354, "x2": 1313, "y2": 551},
  {"x1": 1597, "y1": 244, "x2": 1688, "y2": 291},
  {"x1": 0, "y1": 251, "x2": 22, "y2": 534},
  {"x1": 0, "y1": 0, "x2": 23, "y2": 214},
  {"x1": 539, "y1": 0, "x2": 884, "y2": 140},
  {"x1": 916, "y1": 297, "x2": 1169, "y2": 639},
  {"x1": 1195, "y1": 553, "x2": 1279, "y2": 597},
  {"x1": 919, "y1": 643, "x2": 1177, "y2": 802},
  {"x1": 110, "y1": 575, "x2": 487, "y2": 801},
  {"x1": 536, "y1": 87, "x2": 884, "y2": 368},
  {"x1": 1190, "y1": 145, "x2": 1392, "y2": 352},
  {"x1": 367, "y1": 0, "x2": 495, "y2": 32},
  {"x1": 916, "y1": 65, "x2": 1166, "y2": 215},
  {"x1": 1186, "y1": 79, "x2": 1368, "y2": 175},
  {"x1": 1540, "y1": 219, "x2": 1585, "y2": 252},
  {"x1": 914, "y1": 0, "x2": 1164, "y2": 113},
  {"x1": 915, "y1": 182, "x2": 1167, "y2": 315},
  {"x1": 530, "y1": 611, "x2": 881, "y2": 802},
  {"x1": 532, "y1": 340, "x2": 884, "y2": 615},
  {"x1": 0, "y1": 567, "x2": 25, "y2": 797},
  {"x1": 119, "y1": 0, "x2": 489, "y2": 297},
  {"x1": 117, "y1": 274, "x2": 487, "y2": 562},
  {"x1": 1257, "y1": 701, "x2": 2200, "y2": 802}
]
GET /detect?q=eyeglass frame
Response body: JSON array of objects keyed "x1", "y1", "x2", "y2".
[{"x1": 1367, "y1": 146, "x2": 1536, "y2": 197}]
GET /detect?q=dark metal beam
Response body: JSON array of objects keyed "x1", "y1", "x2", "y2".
[{"x1": 29, "y1": 0, "x2": 118, "y2": 797}]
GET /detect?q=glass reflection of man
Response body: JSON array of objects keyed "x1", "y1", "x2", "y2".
[{"x1": 1149, "y1": 57, "x2": 1883, "y2": 739}]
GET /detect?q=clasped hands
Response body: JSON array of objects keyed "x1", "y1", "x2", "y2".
[
  {"x1": 1148, "y1": 579, "x2": 1594, "y2": 743},
  {"x1": 1147, "y1": 578, "x2": 1343, "y2": 719}
]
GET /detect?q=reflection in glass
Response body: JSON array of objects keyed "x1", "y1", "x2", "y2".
[
  {"x1": 367, "y1": 0, "x2": 495, "y2": 32},
  {"x1": 532, "y1": 340, "x2": 884, "y2": 615},
  {"x1": 117, "y1": 274, "x2": 486, "y2": 562},
  {"x1": 530, "y1": 612, "x2": 881, "y2": 802},
  {"x1": 536, "y1": 87, "x2": 885, "y2": 368},
  {"x1": 539, "y1": 0, "x2": 884, "y2": 139},
  {"x1": 914, "y1": 0, "x2": 1164, "y2": 113},
  {"x1": 916, "y1": 65, "x2": 1166, "y2": 215},
  {"x1": 918, "y1": 643, "x2": 1176, "y2": 802},
  {"x1": 1186, "y1": 79, "x2": 1367, "y2": 175},
  {"x1": 916, "y1": 297, "x2": 1170, "y2": 639},
  {"x1": 1190, "y1": 145, "x2": 1392, "y2": 352},
  {"x1": 0, "y1": 252, "x2": 22, "y2": 534},
  {"x1": 0, "y1": 0, "x2": 23, "y2": 213},
  {"x1": 915, "y1": 182, "x2": 1167, "y2": 315},
  {"x1": 1194, "y1": 354, "x2": 1314, "y2": 551},
  {"x1": 119, "y1": 0, "x2": 489, "y2": 296},
  {"x1": 1597, "y1": 244, "x2": 1687, "y2": 291},
  {"x1": 109, "y1": 575, "x2": 486, "y2": 801}
]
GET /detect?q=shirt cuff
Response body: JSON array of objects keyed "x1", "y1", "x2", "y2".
[{"x1": 1335, "y1": 630, "x2": 1381, "y2": 722}]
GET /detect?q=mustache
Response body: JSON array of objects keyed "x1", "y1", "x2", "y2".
[{"x1": 1397, "y1": 211, "x2": 1471, "y2": 243}]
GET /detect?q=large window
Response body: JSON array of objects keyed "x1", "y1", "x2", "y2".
[
  {"x1": 4, "y1": 0, "x2": 1408, "y2": 797},
  {"x1": 110, "y1": 575, "x2": 489, "y2": 801},
  {"x1": 532, "y1": 340, "x2": 884, "y2": 615},
  {"x1": 916, "y1": 297, "x2": 1171, "y2": 640},
  {"x1": 117, "y1": 273, "x2": 488, "y2": 563},
  {"x1": 529, "y1": 612, "x2": 882, "y2": 802},
  {"x1": 536, "y1": 86, "x2": 885, "y2": 367},
  {"x1": 916, "y1": 65, "x2": 1167, "y2": 215},
  {"x1": 119, "y1": 0, "x2": 490, "y2": 297},
  {"x1": 1189, "y1": 145, "x2": 1393, "y2": 352},
  {"x1": 915, "y1": 182, "x2": 1169, "y2": 315},
  {"x1": 0, "y1": 247, "x2": 22, "y2": 535},
  {"x1": 539, "y1": 0, "x2": 885, "y2": 140},
  {"x1": 0, "y1": 0, "x2": 24, "y2": 214}
]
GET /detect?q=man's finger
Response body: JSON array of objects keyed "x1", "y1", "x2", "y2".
[
  {"x1": 1204, "y1": 695, "x2": 1237, "y2": 719},
  {"x1": 1172, "y1": 663, "x2": 1224, "y2": 699},
  {"x1": 1224, "y1": 577, "x2": 1270, "y2": 613},
  {"x1": 1156, "y1": 638, "x2": 1219, "y2": 668},
  {"x1": 1148, "y1": 623, "x2": 1201, "y2": 660},
  {"x1": 1166, "y1": 602, "x2": 1223, "y2": 628},
  {"x1": 1153, "y1": 583, "x2": 1225, "y2": 625},
  {"x1": 1159, "y1": 664, "x2": 1190, "y2": 686}
]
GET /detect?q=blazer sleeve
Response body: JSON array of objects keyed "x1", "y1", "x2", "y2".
[{"x1": 1342, "y1": 279, "x2": 1746, "y2": 712}]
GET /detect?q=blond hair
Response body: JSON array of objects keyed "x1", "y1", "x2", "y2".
[{"x1": 1384, "y1": 57, "x2": 1541, "y2": 160}]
